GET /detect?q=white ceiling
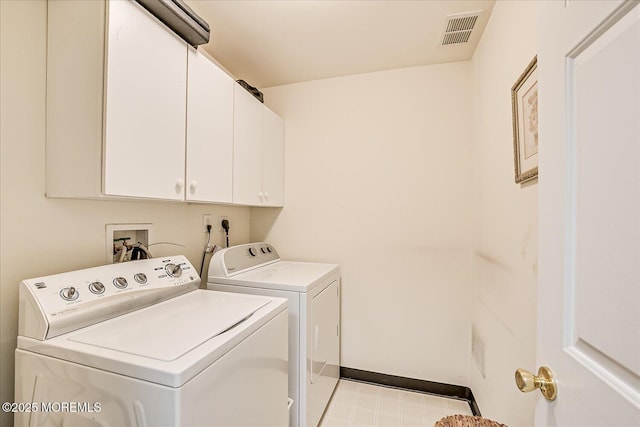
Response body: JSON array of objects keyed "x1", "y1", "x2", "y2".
[{"x1": 185, "y1": 0, "x2": 496, "y2": 89}]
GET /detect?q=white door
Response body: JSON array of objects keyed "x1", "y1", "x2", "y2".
[
  {"x1": 537, "y1": 1, "x2": 640, "y2": 426},
  {"x1": 262, "y1": 107, "x2": 285, "y2": 207},
  {"x1": 186, "y1": 48, "x2": 234, "y2": 203},
  {"x1": 103, "y1": 0, "x2": 187, "y2": 200},
  {"x1": 233, "y1": 85, "x2": 264, "y2": 206}
]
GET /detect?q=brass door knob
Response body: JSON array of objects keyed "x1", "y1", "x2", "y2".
[{"x1": 515, "y1": 366, "x2": 557, "y2": 401}]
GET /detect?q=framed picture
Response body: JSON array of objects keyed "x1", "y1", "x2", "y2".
[{"x1": 511, "y1": 56, "x2": 538, "y2": 184}]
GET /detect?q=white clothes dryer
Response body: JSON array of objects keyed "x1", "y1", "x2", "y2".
[
  {"x1": 15, "y1": 255, "x2": 288, "y2": 427},
  {"x1": 208, "y1": 243, "x2": 341, "y2": 427}
]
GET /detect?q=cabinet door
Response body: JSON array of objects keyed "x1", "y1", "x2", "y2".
[
  {"x1": 262, "y1": 107, "x2": 285, "y2": 207},
  {"x1": 233, "y1": 85, "x2": 264, "y2": 206},
  {"x1": 186, "y1": 49, "x2": 234, "y2": 203},
  {"x1": 103, "y1": 0, "x2": 187, "y2": 200}
]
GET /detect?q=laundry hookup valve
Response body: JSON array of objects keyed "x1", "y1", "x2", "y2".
[{"x1": 113, "y1": 238, "x2": 153, "y2": 263}]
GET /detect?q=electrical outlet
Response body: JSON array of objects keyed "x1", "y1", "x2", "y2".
[
  {"x1": 218, "y1": 216, "x2": 229, "y2": 232},
  {"x1": 203, "y1": 214, "x2": 213, "y2": 232}
]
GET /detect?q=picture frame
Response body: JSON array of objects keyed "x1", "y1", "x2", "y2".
[{"x1": 511, "y1": 55, "x2": 538, "y2": 184}]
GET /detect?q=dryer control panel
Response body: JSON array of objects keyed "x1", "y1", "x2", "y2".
[
  {"x1": 209, "y1": 243, "x2": 280, "y2": 277},
  {"x1": 18, "y1": 255, "x2": 200, "y2": 340}
]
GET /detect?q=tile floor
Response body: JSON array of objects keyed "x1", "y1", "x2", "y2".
[{"x1": 319, "y1": 379, "x2": 473, "y2": 427}]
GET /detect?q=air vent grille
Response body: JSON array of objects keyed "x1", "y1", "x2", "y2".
[
  {"x1": 441, "y1": 11, "x2": 482, "y2": 46},
  {"x1": 442, "y1": 31, "x2": 472, "y2": 45},
  {"x1": 446, "y1": 15, "x2": 478, "y2": 33}
]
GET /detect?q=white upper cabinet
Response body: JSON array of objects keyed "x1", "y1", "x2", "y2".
[
  {"x1": 46, "y1": 0, "x2": 283, "y2": 206},
  {"x1": 233, "y1": 85, "x2": 285, "y2": 207},
  {"x1": 262, "y1": 107, "x2": 285, "y2": 207},
  {"x1": 233, "y1": 85, "x2": 265, "y2": 206},
  {"x1": 186, "y1": 48, "x2": 234, "y2": 203},
  {"x1": 103, "y1": 0, "x2": 187, "y2": 200},
  {"x1": 46, "y1": 0, "x2": 188, "y2": 201}
]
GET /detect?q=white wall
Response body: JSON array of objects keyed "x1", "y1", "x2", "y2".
[
  {"x1": 0, "y1": 3, "x2": 250, "y2": 425},
  {"x1": 252, "y1": 63, "x2": 474, "y2": 385},
  {"x1": 469, "y1": 1, "x2": 538, "y2": 426}
]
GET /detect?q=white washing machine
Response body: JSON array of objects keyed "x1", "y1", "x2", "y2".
[
  {"x1": 15, "y1": 255, "x2": 288, "y2": 427},
  {"x1": 208, "y1": 243, "x2": 340, "y2": 427}
]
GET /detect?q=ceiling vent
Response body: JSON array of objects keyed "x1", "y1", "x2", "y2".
[{"x1": 441, "y1": 11, "x2": 483, "y2": 46}]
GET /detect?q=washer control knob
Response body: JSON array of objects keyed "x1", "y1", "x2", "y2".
[
  {"x1": 88, "y1": 281, "x2": 105, "y2": 295},
  {"x1": 261, "y1": 247, "x2": 267, "y2": 254},
  {"x1": 113, "y1": 277, "x2": 128, "y2": 289},
  {"x1": 248, "y1": 247, "x2": 257, "y2": 257},
  {"x1": 134, "y1": 273, "x2": 148, "y2": 284},
  {"x1": 165, "y1": 263, "x2": 182, "y2": 278},
  {"x1": 60, "y1": 286, "x2": 79, "y2": 301}
]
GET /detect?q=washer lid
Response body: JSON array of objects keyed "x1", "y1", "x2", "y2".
[
  {"x1": 216, "y1": 261, "x2": 339, "y2": 292},
  {"x1": 69, "y1": 291, "x2": 268, "y2": 361}
]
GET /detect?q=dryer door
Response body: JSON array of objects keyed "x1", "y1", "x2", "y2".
[{"x1": 310, "y1": 280, "x2": 339, "y2": 384}]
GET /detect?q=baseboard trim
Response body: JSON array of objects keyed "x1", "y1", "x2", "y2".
[{"x1": 340, "y1": 367, "x2": 481, "y2": 417}]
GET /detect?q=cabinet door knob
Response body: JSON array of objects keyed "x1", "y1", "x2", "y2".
[
  {"x1": 190, "y1": 180, "x2": 199, "y2": 193},
  {"x1": 258, "y1": 192, "x2": 263, "y2": 200},
  {"x1": 175, "y1": 179, "x2": 184, "y2": 192},
  {"x1": 264, "y1": 192, "x2": 269, "y2": 200}
]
